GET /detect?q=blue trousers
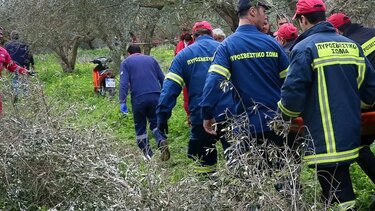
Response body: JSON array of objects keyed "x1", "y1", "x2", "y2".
[
  {"x1": 132, "y1": 94, "x2": 165, "y2": 155},
  {"x1": 188, "y1": 124, "x2": 218, "y2": 166}
]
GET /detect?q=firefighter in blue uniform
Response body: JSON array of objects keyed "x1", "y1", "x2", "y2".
[
  {"x1": 328, "y1": 13, "x2": 375, "y2": 193},
  {"x1": 277, "y1": 0, "x2": 375, "y2": 209},
  {"x1": 157, "y1": 21, "x2": 234, "y2": 173},
  {"x1": 201, "y1": 0, "x2": 289, "y2": 151}
]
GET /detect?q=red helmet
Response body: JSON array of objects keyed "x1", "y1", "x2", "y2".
[
  {"x1": 192, "y1": 21, "x2": 213, "y2": 34},
  {"x1": 327, "y1": 13, "x2": 351, "y2": 28},
  {"x1": 293, "y1": 0, "x2": 326, "y2": 19},
  {"x1": 275, "y1": 23, "x2": 299, "y2": 40}
]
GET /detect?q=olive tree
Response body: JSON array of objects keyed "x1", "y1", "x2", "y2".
[{"x1": 0, "y1": 0, "x2": 97, "y2": 72}]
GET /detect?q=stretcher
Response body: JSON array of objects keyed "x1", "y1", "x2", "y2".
[{"x1": 290, "y1": 111, "x2": 375, "y2": 136}]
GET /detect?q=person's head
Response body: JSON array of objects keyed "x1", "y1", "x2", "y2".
[
  {"x1": 293, "y1": 0, "x2": 326, "y2": 32},
  {"x1": 191, "y1": 21, "x2": 213, "y2": 39},
  {"x1": 10, "y1": 30, "x2": 19, "y2": 40},
  {"x1": 275, "y1": 23, "x2": 299, "y2": 45},
  {"x1": 183, "y1": 33, "x2": 193, "y2": 42},
  {"x1": 276, "y1": 14, "x2": 290, "y2": 29},
  {"x1": 261, "y1": 16, "x2": 271, "y2": 34},
  {"x1": 180, "y1": 28, "x2": 190, "y2": 40},
  {"x1": 127, "y1": 44, "x2": 141, "y2": 55},
  {"x1": 327, "y1": 13, "x2": 351, "y2": 35},
  {"x1": 237, "y1": 0, "x2": 271, "y2": 30},
  {"x1": 212, "y1": 28, "x2": 226, "y2": 42}
]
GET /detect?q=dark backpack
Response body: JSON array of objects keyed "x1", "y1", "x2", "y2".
[{"x1": 4, "y1": 40, "x2": 31, "y2": 67}]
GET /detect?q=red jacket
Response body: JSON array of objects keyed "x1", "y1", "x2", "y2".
[
  {"x1": 0, "y1": 47, "x2": 27, "y2": 77},
  {"x1": 174, "y1": 40, "x2": 194, "y2": 56}
]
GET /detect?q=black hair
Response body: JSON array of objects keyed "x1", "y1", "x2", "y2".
[
  {"x1": 193, "y1": 29, "x2": 212, "y2": 38},
  {"x1": 338, "y1": 20, "x2": 352, "y2": 32},
  {"x1": 238, "y1": 8, "x2": 250, "y2": 18},
  {"x1": 127, "y1": 44, "x2": 141, "y2": 54},
  {"x1": 183, "y1": 33, "x2": 192, "y2": 41},
  {"x1": 238, "y1": 4, "x2": 269, "y2": 18},
  {"x1": 296, "y1": 11, "x2": 326, "y2": 24},
  {"x1": 10, "y1": 30, "x2": 19, "y2": 40}
]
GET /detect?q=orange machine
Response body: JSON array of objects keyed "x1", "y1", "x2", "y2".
[
  {"x1": 91, "y1": 57, "x2": 115, "y2": 97},
  {"x1": 291, "y1": 111, "x2": 375, "y2": 136}
]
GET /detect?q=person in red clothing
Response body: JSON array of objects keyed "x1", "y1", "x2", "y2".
[
  {"x1": 174, "y1": 29, "x2": 194, "y2": 56},
  {"x1": 0, "y1": 46, "x2": 29, "y2": 115},
  {"x1": 274, "y1": 23, "x2": 299, "y2": 56},
  {"x1": 175, "y1": 29, "x2": 194, "y2": 125}
]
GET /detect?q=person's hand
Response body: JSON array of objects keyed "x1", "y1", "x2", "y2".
[
  {"x1": 26, "y1": 69, "x2": 35, "y2": 76},
  {"x1": 158, "y1": 121, "x2": 168, "y2": 134},
  {"x1": 120, "y1": 103, "x2": 128, "y2": 115},
  {"x1": 203, "y1": 118, "x2": 217, "y2": 135}
]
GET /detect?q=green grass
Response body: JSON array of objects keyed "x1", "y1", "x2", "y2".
[
  {"x1": 34, "y1": 45, "x2": 375, "y2": 209},
  {"x1": 35, "y1": 46, "x2": 194, "y2": 179}
]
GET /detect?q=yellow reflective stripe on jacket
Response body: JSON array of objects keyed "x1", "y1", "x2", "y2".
[
  {"x1": 362, "y1": 36, "x2": 375, "y2": 56},
  {"x1": 337, "y1": 200, "x2": 356, "y2": 211},
  {"x1": 312, "y1": 56, "x2": 365, "y2": 69},
  {"x1": 357, "y1": 64, "x2": 366, "y2": 89},
  {"x1": 361, "y1": 100, "x2": 374, "y2": 109},
  {"x1": 304, "y1": 147, "x2": 360, "y2": 165},
  {"x1": 165, "y1": 72, "x2": 184, "y2": 87},
  {"x1": 317, "y1": 67, "x2": 336, "y2": 154},
  {"x1": 279, "y1": 68, "x2": 288, "y2": 79},
  {"x1": 312, "y1": 56, "x2": 366, "y2": 89},
  {"x1": 277, "y1": 101, "x2": 300, "y2": 117},
  {"x1": 315, "y1": 42, "x2": 359, "y2": 58},
  {"x1": 208, "y1": 64, "x2": 231, "y2": 80}
]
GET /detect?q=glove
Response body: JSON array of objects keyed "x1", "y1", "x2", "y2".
[
  {"x1": 27, "y1": 70, "x2": 35, "y2": 76},
  {"x1": 26, "y1": 69, "x2": 35, "y2": 76},
  {"x1": 158, "y1": 121, "x2": 168, "y2": 134},
  {"x1": 120, "y1": 103, "x2": 128, "y2": 114}
]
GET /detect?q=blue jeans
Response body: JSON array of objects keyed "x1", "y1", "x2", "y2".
[{"x1": 12, "y1": 71, "x2": 28, "y2": 100}]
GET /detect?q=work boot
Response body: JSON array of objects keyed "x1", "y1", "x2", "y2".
[
  {"x1": 142, "y1": 146, "x2": 153, "y2": 161},
  {"x1": 159, "y1": 140, "x2": 170, "y2": 161}
]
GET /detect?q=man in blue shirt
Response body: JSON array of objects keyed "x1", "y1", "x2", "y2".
[
  {"x1": 119, "y1": 44, "x2": 170, "y2": 161},
  {"x1": 157, "y1": 21, "x2": 234, "y2": 173},
  {"x1": 5, "y1": 30, "x2": 35, "y2": 101},
  {"x1": 201, "y1": 0, "x2": 289, "y2": 154}
]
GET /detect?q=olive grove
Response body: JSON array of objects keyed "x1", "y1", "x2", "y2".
[{"x1": 0, "y1": 0, "x2": 374, "y2": 71}]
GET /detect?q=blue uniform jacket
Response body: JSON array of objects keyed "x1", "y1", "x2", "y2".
[
  {"x1": 278, "y1": 22, "x2": 375, "y2": 167},
  {"x1": 119, "y1": 53, "x2": 164, "y2": 104},
  {"x1": 157, "y1": 35, "x2": 234, "y2": 125},
  {"x1": 343, "y1": 23, "x2": 375, "y2": 68},
  {"x1": 201, "y1": 25, "x2": 289, "y2": 133}
]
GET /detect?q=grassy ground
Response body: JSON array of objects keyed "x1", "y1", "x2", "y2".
[{"x1": 31, "y1": 45, "x2": 375, "y2": 209}]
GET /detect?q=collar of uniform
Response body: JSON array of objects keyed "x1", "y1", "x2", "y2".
[
  {"x1": 343, "y1": 23, "x2": 363, "y2": 37},
  {"x1": 195, "y1": 34, "x2": 214, "y2": 42},
  {"x1": 129, "y1": 53, "x2": 143, "y2": 57},
  {"x1": 236, "y1": 24, "x2": 259, "y2": 33},
  {"x1": 291, "y1": 21, "x2": 335, "y2": 49}
]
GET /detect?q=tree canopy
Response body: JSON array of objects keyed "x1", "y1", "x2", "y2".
[{"x1": 0, "y1": 0, "x2": 374, "y2": 72}]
